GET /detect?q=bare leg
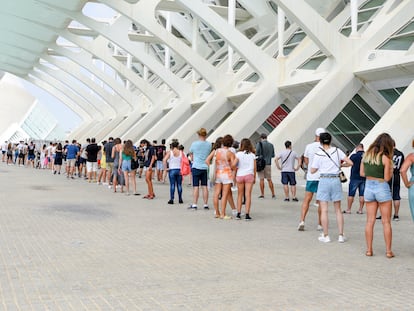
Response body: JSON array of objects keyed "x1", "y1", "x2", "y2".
[
  {"x1": 358, "y1": 196, "x2": 365, "y2": 213},
  {"x1": 283, "y1": 185, "x2": 289, "y2": 198},
  {"x1": 268, "y1": 179, "x2": 275, "y2": 197},
  {"x1": 259, "y1": 178, "x2": 265, "y2": 196},
  {"x1": 291, "y1": 185, "x2": 297, "y2": 198},
  {"x1": 300, "y1": 191, "x2": 314, "y2": 221},
  {"x1": 192, "y1": 186, "x2": 200, "y2": 206},
  {"x1": 202, "y1": 185, "x2": 209, "y2": 206},
  {"x1": 319, "y1": 201, "x2": 329, "y2": 236},
  {"x1": 334, "y1": 201, "x2": 344, "y2": 235},
  {"x1": 346, "y1": 196, "x2": 354, "y2": 213},
  {"x1": 379, "y1": 200, "x2": 393, "y2": 255},
  {"x1": 365, "y1": 201, "x2": 378, "y2": 254}
]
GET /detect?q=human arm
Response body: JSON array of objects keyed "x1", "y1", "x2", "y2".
[
  {"x1": 274, "y1": 156, "x2": 281, "y2": 170},
  {"x1": 400, "y1": 153, "x2": 414, "y2": 188},
  {"x1": 163, "y1": 151, "x2": 170, "y2": 169},
  {"x1": 295, "y1": 156, "x2": 302, "y2": 171},
  {"x1": 205, "y1": 149, "x2": 215, "y2": 166},
  {"x1": 383, "y1": 154, "x2": 393, "y2": 182}
]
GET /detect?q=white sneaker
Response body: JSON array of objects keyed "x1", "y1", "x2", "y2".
[
  {"x1": 318, "y1": 235, "x2": 331, "y2": 243},
  {"x1": 231, "y1": 186, "x2": 238, "y2": 192},
  {"x1": 338, "y1": 235, "x2": 346, "y2": 243},
  {"x1": 232, "y1": 209, "x2": 238, "y2": 217},
  {"x1": 297, "y1": 221, "x2": 305, "y2": 231},
  {"x1": 317, "y1": 225, "x2": 323, "y2": 231}
]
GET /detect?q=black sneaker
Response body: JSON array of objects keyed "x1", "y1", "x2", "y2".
[
  {"x1": 376, "y1": 215, "x2": 382, "y2": 220},
  {"x1": 393, "y1": 215, "x2": 399, "y2": 221},
  {"x1": 203, "y1": 205, "x2": 209, "y2": 210},
  {"x1": 236, "y1": 213, "x2": 241, "y2": 220},
  {"x1": 167, "y1": 200, "x2": 174, "y2": 204},
  {"x1": 284, "y1": 198, "x2": 290, "y2": 202},
  {"x1": 245, "y1": 214, "x2": 252, "y2": 221},
  {"x1": 179, "y1": 199, "x2": 183, "y2": 204},
  {"x1": 292, "y1": 197, "x2": 299, "y2": 202},
  {"x1": 187, "y1": 205, "x2": 197, "y2": 210}
]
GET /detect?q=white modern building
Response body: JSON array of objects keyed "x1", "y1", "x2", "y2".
[{"x1": 0, "y1": 0, "x2": 413, "y2": 154}]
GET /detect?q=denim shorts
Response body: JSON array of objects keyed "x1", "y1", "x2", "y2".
[
  {"x1": 364, "y1": 179, "x2": 392, "y2": 203},
  {"x1": 316, "y1": 177, "x2": 342, "y2": 202},
  {"x1": 281, "y1": 172, "x2": 297, "y2": 185},
  {"x1": 348, "y1": 179, "x2": 365, "y2": 196}
]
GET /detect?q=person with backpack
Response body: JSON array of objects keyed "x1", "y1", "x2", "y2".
[{"x1": 255, "y1": 133, "x2": 275, "y2": 199}]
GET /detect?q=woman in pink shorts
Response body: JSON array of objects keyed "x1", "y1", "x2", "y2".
[{"x1": 233, "y1": 138, "x2": 256, "y2": 220}]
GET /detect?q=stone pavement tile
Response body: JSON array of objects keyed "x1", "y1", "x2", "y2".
[{"x1": 0, "y1": 164, "x2": 414, "y2": 310}]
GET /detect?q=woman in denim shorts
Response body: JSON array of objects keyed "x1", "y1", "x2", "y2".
[
  {"x1": 311, "y1": 132, "x2": 353, "y2": 243},
  {"x1": 360, "y1": 133, "x2": 394, "y2": 258}
]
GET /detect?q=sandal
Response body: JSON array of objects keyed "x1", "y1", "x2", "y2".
[
  {"x1": 356, "y1": 210, "x2": 363, "y2": 214},
  {"x1": 365, "y1": 250, "x2": 373, "y2": 257},
  {"x1": 342, "y1": 210, "x2": 351, "y2": 214},
  {"x1": 386, "y1": 251, "x2": 395, "y2": 259}
]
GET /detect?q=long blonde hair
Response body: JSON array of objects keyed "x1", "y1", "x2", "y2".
[{"x1": 363, "y1": 133, "x2": 394, "y2": 165}]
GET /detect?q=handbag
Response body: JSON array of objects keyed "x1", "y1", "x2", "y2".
[
  {"x1": 180, "y1": 152, "x2": 191, "y2": 176},
  {"x1": 319, "y1": 147, "x2": 347, "y2": 183},
  {"x1": 131, "y1": 158, "x2": 138, "y2": 170},
  {"x1": 256, "y1": 142, "x2": 266, "y2": 172}
]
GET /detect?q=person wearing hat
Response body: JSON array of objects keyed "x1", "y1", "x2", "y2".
[
  {"x1": 256, "y1": 133, "x2": 276, "y2": 199},
  {"x1": 297, "y1": 128, "x2": 325, "y2": 231},
  {"x1": 188, "y1": 128, "x2": 212, "y2": 210}
]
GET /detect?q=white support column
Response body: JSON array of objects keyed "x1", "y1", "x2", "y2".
[
  {"x1": 278, "y1": 8, "x2": 285, "y2": 58},
  {"x1": 192, "y1": 16, "x2": 198, "y2": 83},
  {"x1": 350, "y1": 0, "x2": 359, "y2": 37},
  {"x1": 126, "y1": 53, "x2": 132, "y2": 90},
  {"x1": 165, "y1": 12, "x2": 172, "y2": 70},
  {"x1": 227, "y1": 0, "x2": 236, "y2": 72}
]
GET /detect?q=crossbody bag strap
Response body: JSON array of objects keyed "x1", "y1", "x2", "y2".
[
  {"x1": 281, "y1": 151, "x2": 292, "y2": 165},
  {"x1": 319, "y1": 147, "x2": 340, "y2": 169}
]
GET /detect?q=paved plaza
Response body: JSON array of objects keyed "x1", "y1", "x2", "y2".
[{"x1": 0, "y1": 164, "x2": 413, "y2": 310}]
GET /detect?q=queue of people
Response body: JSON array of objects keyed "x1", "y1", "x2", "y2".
[{"x1": 3, "y1": 129, "x2": 413, "y2": 258}]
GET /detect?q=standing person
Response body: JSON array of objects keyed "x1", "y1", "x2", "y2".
[
  {"x1": 53, "y1": 142, "x2": 63, "y2": 174},
  {"x1": 85, "y1": 138, "x2": 100, "y2": 183},
  {"x1": 118, "y1": 140, "x2": 136, "y2": 195},
  {"x1": 111, "y1": 138, "x2": 123, "y2": 192},
  {"x1": 188, "y1": 128, "x2": 212, "y2": 210},
  {"x1": 256, "y1": 133, "x2": 275, "y2": 199},
  {"x1": 136, "y1": 140, "x2": 146, "y2": 178},
  {"x1": 142, "y1": 139, "x2": 157, "y2": 199},
  {"x1": 163, "y1": 141, "x2": 183, "y2": 204},
  {"x1": 310, "y1": 132, "x2": 353, "y2": 243},
  {"x1": 27, "y1": 141, "x2": 36, "y2": 168},
  {"x1": 6, "y1": 142, "x2": 13, "y2": 165},
  {"x1": 79, "y1": 138, "x2": 90, "y2": 178},
  {"x1": 156, "y1": 139, "x2": 166, "y2": 182},
  {"x1": 400, "y1": 139, "x2": 414, "y2": 222},
  {"x1": 206, "y1": 134, "x2": 235, "y2": 219},
  {"x1": 297, "y1": 128, "x2": 325, "y2": 231},
  {"x1": 1, "y1": 141, "x2": 7, "y2": 162},
  {"x1": 97, "y1": 141, "x2": 107, "y2": 185},
  {"x1": 65, "y1": 140, "x2": 79, "y2": 179},
  {"x1": 103, "y1": 137, "x2": 114, "y2": 186},
  {"x1": 360, "y1": 133, "x2": 394, "y2": 258},
  {"x1": 233, "y1": 138, "x2": 256, "y2": 220},
  {"x1": 275, "y1": 140, "x2": 301, "y2": 202},
  {"x1": 385, "y1": 141, "x2": 404, "y2": 221},
  {"x1": 344, "y1": 143, "x2": 366, "y2": 214}
]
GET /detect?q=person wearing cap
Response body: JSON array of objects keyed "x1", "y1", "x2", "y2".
[
  {"x1": 188, "y1": 128, "x2": 212, "y2": 210},
  {"x1": 297, "y1": 128, "x2": 325, "y2": 231},
  {"x1": 256, "y1": 133, "x2": 276, "y2": 199}
]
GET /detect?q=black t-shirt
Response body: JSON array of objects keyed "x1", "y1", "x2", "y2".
[
  {"x1": 85, "y1": 143, "x2": 100, "y2": 162},
  {"x1": 156, "y1": 145, "x2": 166, "y2": 161},
  {"x1": 144, "y1": 146, "x2": 157, "y2": 167},
  {"x1": 104, "y1": 141, "x2": 114, "y2": 162}
]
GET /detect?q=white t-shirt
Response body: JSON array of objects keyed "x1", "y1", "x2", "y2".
[
  {"x1": 311, "y1": 147, "x2": 346, "y2": 175},
  {"x1": 235, "y1": 151, "x2": 255, "y2": 176},
  {"x1": 304, "y1": 141, "x2": 322, "y2": 181}
]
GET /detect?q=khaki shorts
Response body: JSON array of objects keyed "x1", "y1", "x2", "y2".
[{"x1": 258, "y1": 165, "x2": 272, "y2": 179}]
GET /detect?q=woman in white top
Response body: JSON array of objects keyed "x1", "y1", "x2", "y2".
[
  {"x1": 233, "y1": 138, "x2": 256, "y2": 221},
  {"x1": 311, "y1": 132, "x2": 353, "y2": 243},
  {"x1": 163, "y1": 141, "x2": 183, "y2": 204}
]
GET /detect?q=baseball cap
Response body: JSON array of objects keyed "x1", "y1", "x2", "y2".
[
  {"x1": 197, "y1": 128, "x2": 207, "y2": 137},
  {"x1": 315, "y1": 128, "x2": 326, "y2": 136}
]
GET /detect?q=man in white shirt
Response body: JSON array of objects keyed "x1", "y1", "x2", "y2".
[
  {"x1": 1, "y1": 141, "x2": 8, "y2": 162},
  {"x1": 297, "y1": 128, "x2": 325, "y2": 231}
]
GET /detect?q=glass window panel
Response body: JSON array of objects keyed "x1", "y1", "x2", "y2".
[
  {"x1": 396, "y1": 86, "x2": 407, "y2": 94},
  {"x1": 244, "y1": 73, "x2": 259, "y2": 82},
  {"x1": 360, "y1": 0, "x2": 385, "y2": 10},
  {"x1": 326, "y1": 123, "x2": 354, "y2": 152},
  {"x1": 287, "y1": 32, "x2": 306, "y2": 44},
  {"x1": 268, "y1": 1, "x2": 278, "y2": 14},
  {"x1": 341, "y1": 27, "x2": 352, "y2": 37},
  {"x1": 283, "y1": 46, "x2": 294, "y2": 56},
  {"x1": 352, "y1": 94, "x2": 380, "y2": 122},
  {"x1": 233, "y1": 60, "x2": 246, "y2": 71},
  {"x1": 399, "y1": 21, "x2": 414, "y2": 34},
  {"x1": 380, "y1": 35, "x2": 414, "y2": 50},
  {"x1": 342, "y1": 102, "x2": 375, "y2": 133},
  {"x1": 299, "y1": 56, "x2": 327, "y2": 70},
  {"x1": 256, "y1": 36, "x2": 269, "y2": 47},
  {"x1": 332, "y1": 113, "x2": 359, "y2": 134},
  {"x1": 358, "y1": 10, "x2": 376, "y2": 23},
  {"x1": 378, "y1": 89, "x2": 399, "y2": 105}
]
